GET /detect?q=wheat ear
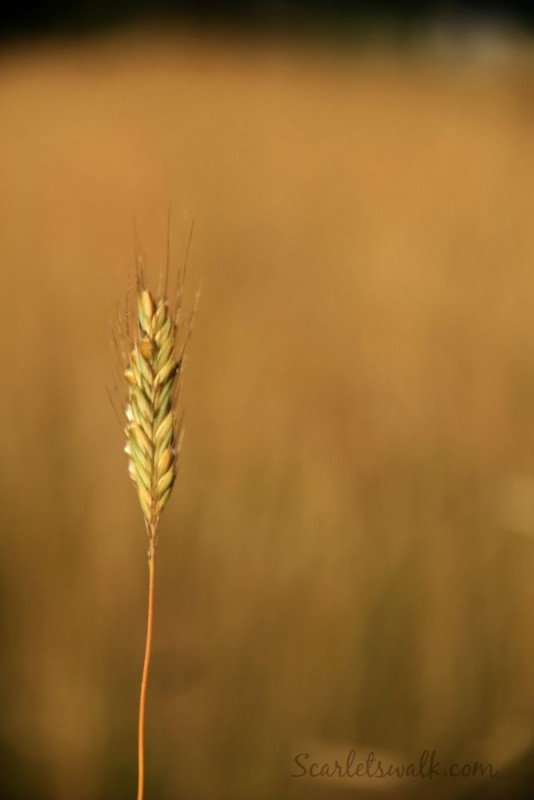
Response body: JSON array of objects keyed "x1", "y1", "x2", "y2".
[{"x1": 124, "y1": 288, "x2": 180, "y2": 544}]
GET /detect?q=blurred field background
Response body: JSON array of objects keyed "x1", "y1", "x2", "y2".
[{"x1": 1, "y1": 17, "x2": 534, "y2": 800}]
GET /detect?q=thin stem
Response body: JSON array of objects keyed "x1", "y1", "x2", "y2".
[{"x1": 137, "y1": 545, "x2": 156, "y2": 800}]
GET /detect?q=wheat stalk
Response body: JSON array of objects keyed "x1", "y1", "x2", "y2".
[
  {"x1": 116, "y1": 226, "x2": 195, "y2": 800},
  {"x1": 126, "y1": 287, "x2": 179, "y2": 800}
]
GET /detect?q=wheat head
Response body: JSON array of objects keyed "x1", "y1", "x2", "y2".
[{"x1": 124, "y1": 287, "x2": 181, "y2": 542}]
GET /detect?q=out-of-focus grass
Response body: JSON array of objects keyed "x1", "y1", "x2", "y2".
[{"x1": 0, "y1": 28, "x2": 533, "y2": 800}]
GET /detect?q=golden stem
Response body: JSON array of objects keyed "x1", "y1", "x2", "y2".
[{"x1": 137, "y1": 543, "x2": 156, "y2": 800}]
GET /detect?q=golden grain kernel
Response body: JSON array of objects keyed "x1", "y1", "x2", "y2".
[
  {"x1": 140, "y1": 337, "x2": 153, "y2": 359},
  {"x1": 140, "y1": 289, "x2": 155, "y2": 321}
]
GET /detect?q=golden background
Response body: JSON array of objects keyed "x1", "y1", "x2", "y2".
[{"x1": 0, "y1": 27, "x2": 533, "y2": 799}]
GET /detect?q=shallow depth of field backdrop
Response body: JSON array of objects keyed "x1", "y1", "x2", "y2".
[{"x1": 1, "y1": 10, "x2": 534, "y2": 800}]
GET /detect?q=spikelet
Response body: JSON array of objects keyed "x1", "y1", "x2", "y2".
[{"x1": 124, "y1": 287, "x2": 180, "y2": 538}]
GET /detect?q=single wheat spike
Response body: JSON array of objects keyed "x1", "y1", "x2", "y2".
[
  {"x1": 124, "y1": 287, "x2": 180, "y2": 544},
  {"x1": 119, "y1": 236, "x2": 195, "y2": 800}
]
